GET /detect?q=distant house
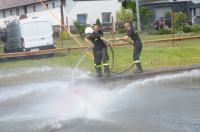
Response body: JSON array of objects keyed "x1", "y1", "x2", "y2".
[
  {"x1": 141, "y1": 0, "x2": 200, "y2": 24},
  {"x1": 0, "y1": 0, "x2": 121, "y2": 31}
]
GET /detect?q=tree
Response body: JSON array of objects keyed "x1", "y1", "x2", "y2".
[
  {"x1": 164, "y1": 12, "x2": 172, "y2": 28},
  {"x1": 73, "y1": 21, "x2": 87, "y2": 39},
  {"x1": 121, "y1": 0, "x2": 153, "y2": 30},
  {"x1": 116, "y1": 7, "x2": 135, "y2": 23},
  {"x1": 96, "y1": 19, "x2": 101, "y2": 26},
  {"x1": 122, "y1": 0, "x2": 136, "y2": 14},
  {"x1": 122, "y1": 0, "x2": 136, "y2": 21},
  {"x1": 140, "y1": 7, "x2": 153, "y2": 26},
  {"x1": 165, "y1": 12, "x2": 172, "y2": 18}
]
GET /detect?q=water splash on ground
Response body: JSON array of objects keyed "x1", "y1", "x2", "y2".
[{"x1": 0, "y1": 66, "x2": 200, "y2": 132}]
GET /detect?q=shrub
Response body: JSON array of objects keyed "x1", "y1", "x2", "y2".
[
  {"x1": 158, "y1": 28, "x2": 172, "y2": 35},
  {"x1": 191, "y1": 24, "x2": 200, "y2": 34},
  {"x1": 60, "y1": 31, "x2": 71, "y2": 40},
  {"x1": 164, "y1": 12, "x2": 172, "y2": 28},
  {"x1": 116, "y1": 7, "x2": 135, "y2": 23},
  {"x1": 117, "y1": 27, "x2": 126, "y2": 33},
  {"x1": 140, "y1": 7, "x2": 153, "y2": 27},
  {"x1": 175, "y1": 12, "x2": 188, "y2": 32},
  {"x1": 73, "y1": 21, "x2": 87, "y2": 39},
  {"x1": 165, "y1": 12, "x2": 172, "y2": 18},
  {"x1": 96, "y1": 19, "x2": 101, "y2": 26},
  {"x1": 182, "y1": 25, "x2": 193, "y2": 33},
  {"x1": 148, "y1": 28, "x2": 172, "y2": 35}
]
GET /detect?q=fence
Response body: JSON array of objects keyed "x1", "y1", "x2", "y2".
[{"x1": 0, "y1": 35, "x2": 200, "y2": 59}]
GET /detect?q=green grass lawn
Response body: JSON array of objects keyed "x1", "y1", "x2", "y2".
[{"x1": 0, "y1": 33, "x2": 200, "y2": 73}]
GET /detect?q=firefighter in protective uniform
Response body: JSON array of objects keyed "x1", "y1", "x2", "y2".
[
  {"x1": 85, "y1": 25, "x2": 111, "y2": 78},
  {"x1": 117, "y1": 23, "x2": 143, "y2": 74}
]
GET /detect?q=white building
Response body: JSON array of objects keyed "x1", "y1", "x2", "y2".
[{"x1": 0, "y1": 0, "x2": 121, "y2": 30}]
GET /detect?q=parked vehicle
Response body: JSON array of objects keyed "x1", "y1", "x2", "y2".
[{"x1": 2, "y1": 17, "x2": 55, "y2": 53}]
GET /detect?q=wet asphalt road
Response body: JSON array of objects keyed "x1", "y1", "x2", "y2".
[{"x1": 0, "y1": 67, "x2": 200, "y2": 132}]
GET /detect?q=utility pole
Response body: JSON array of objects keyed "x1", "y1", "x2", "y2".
[
  {"x1": 60, "y1": 0, "x2": 65, "y2": 48},
  {"x1": 135, "y1": 0, "x2": 141, "y2": 32},
  {"x1": 172, "y1": 0, "x2": 175, "y2": 47}
]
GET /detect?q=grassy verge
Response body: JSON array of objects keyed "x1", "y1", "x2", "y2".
[{"x1": 0, "y1": 33, "x2": 200, "y2": 72}]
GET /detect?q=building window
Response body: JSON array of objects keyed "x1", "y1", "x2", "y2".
[
  {"x1": 52, "y1": 2, "x2": 55, "y2": 8},
  {"x1": 16, "y1": 8, "x2": 19, "y2": 16},
  {"x1": 196, "y1": 8, "x2": 200, "y2": 16},
  {"x1": 77, "y1": 14, "x2": 87, "y2": 24},
  {"x1": 10, "y1": 10, "x2": 13, "y2": 16},
  {"x1": 193, "y1": 8, "x2": 196, "y2": 16},
  {"x1": 2, "y1": 10, "x2": 6, "y2": 18},
  {"x1": 102, "y1": 12, "x2": 111, "y2": 23},
  {"x1": 24, "y1": 6, "x2": 27, "y2": 14},
  {"x1": 33, "y1": 6, "x2": 36, "y2": 12}
]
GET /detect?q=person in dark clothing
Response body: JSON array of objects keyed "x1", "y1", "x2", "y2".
[
  {"x1": 117, "y1": 23, "x2": 143, "y2": 74},
  {"x1": 0, "y1": 28, "x2": 6, "y2": 43},
  {"x1": 85, "y1": 25, "x2": 110, "y2": 78}
]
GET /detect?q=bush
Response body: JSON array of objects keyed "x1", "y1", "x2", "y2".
[
  {"x1": 73, "y1": 21, "x2": 87, "y2": 39},
  {"x1": 182, "y1": 25, "x2": 193, "y2": 33},
  {"x1": 60, "y1": 31, "x2": 71, "y2": 40},
  {"x1": 165, "y1": 12, "x2": 172, "y2": 28},
  {"x1": 158, "y1": 28, "x2": 172, "y2": 35},
  {"x1": 140, "y1": 7, "x2": 153, "y2": 27},
  {"x1": 96, "y1": 19, "x2": 101, "y2": 26},
  {"x1": 116, "y1": 7, "x2": 135, "y2": 23},
  {"x1": 191, "y1": 24, "x2": 200, "y2": 34},
  {"x1": 175, "y1": 12, "x2": 188, "y2": 32},
  {"x1": 117, "y1": 27, "x2": 126, "y2": 33},
  {"x1": 148, "y1": 28, "x2": 172, "y2": 35}
]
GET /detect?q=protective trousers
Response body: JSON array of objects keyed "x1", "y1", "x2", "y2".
[
  {"x1": 133, "y1": 45, "x2": 143, "y2": 73},
  {"x1": 93, "y1": 48, "x2": 110, "y2": 78}
]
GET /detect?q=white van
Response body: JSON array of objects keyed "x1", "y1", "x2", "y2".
[{"x1": 3, "y1": 17, "x2": 55, "y2": 53}]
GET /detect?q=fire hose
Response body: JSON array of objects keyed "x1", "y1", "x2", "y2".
[
  {"x1": 72, "y1": 39, "x2": 136, "y2": 75},
  {"x1": 72, "y1": 38, "x2": 115, "y2": 72},
  {"x1": 105, "y1": 40, "x2": 135, "y2": 75}
]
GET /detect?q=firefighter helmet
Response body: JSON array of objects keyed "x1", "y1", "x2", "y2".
[{"x1": 85, "y1": 27, "x2": 94, "y2": 34}]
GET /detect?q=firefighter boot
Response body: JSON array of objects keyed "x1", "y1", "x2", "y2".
[
  {"x1": 134, "y1": 62, "x2": 143, "y2": 74},
  {"x1": 104, "y1": 65, "x2": 111, "y2": 78},
  {"x1": 96, "y1": 67, "x2": 102, "y2": 78}
]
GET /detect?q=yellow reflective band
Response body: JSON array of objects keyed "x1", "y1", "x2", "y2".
[
  {"x1": 95, "y1": 64, "x2": 102, "y2": 68},
  {"x1": 103, "y1": 63, "x2": 109, "y2": 66},
  {"x1": 134, "y1": 60, "x2": 140, "y2": 64}
]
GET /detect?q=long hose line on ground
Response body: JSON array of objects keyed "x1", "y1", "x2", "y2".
[
  {"x1": 72, "y1": 39, "x2": 135, "y2": 75},
  {"x1": 104, "y1": 39, "x2": 136, "y2": 75},
  {"x1": 102, "y1": 39, "x2": 115, "y2": 73},
  {"x1": 112, "y1": 64, "x2": 135, "y2": 75}
]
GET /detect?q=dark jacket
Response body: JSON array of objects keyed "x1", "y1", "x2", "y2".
[
  {"x1": 128, "y1": 28, "x2": 142, "y2": 47},
  {"x1": 88, "y1": 30, "x2": 107, "y2": 50}
]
